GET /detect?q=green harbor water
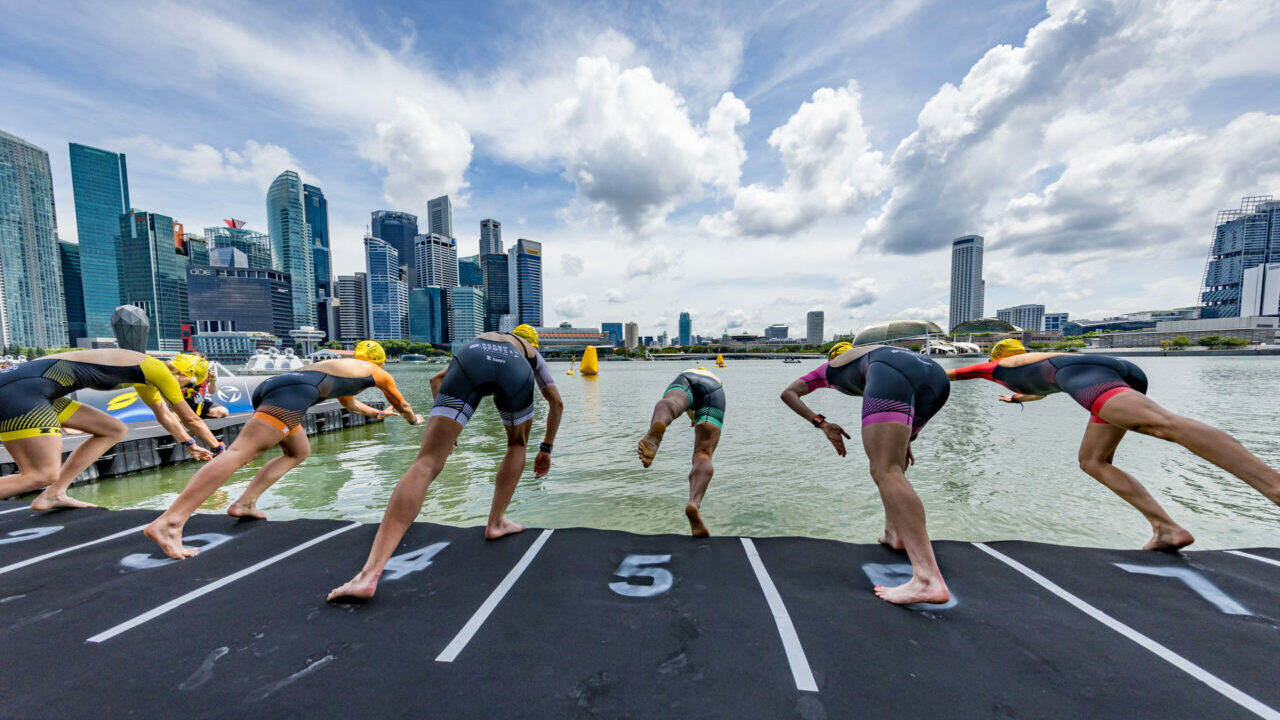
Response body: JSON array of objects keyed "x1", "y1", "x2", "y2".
[{"x1": 74, "y1": 356, "x2": 1280, "y2": 549}]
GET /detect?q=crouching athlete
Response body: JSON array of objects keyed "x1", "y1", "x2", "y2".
[
  {"x1": 780, "y1": 343, "x2": 952, "y2": 605},
  {"x1": 637, "y1": 368, "x2": 725, "y2": 536},
  {"x1": 145, "y1": 341, "x2": 421, "y2": 559},
  {"x1": 949, "y1": 339, "x2": 1280, "y2": 550},
  {"x1": 329, "y1": 324, "x2": 564, "y2": 602},
  {"x1": 0, "y1": 349, "x2": 221, "y2": 509}
]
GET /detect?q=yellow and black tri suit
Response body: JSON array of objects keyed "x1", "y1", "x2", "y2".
[{"x1": 0, "y1": 356, "x2": 183, "y2": 442}]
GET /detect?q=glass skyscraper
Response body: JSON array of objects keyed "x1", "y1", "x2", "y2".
[
  {"x1": 365, "y1": 236, "x2": 407, "y2": 340},
  {"x1": 69, "y1": 142, "x2": 129, "y2": 339},
  {"x1": 0, "y1": 131, "x2": 68, "y2": 348},
  {"x1": 806, "y1": 310, "x2": 824, "y2": 346},
  {"x1": 428, "y1": 195, "x2": 453, "y2": 238},
  {"x1": 409, "y1": 286, "x2": 448, "y2": 345},
  {"x1": 602, "y1": 322, "x2": 623, "y2": 347},
  {"x1": 205, "y1": 221, "x2": 275, "y2": 270},
  {"x1": 509, "y1": 238, "x2": 543, "y2": 327},
  {"x1": 459, "y1": 254, "x2": 483, "y2": 287},
  {"x1": 450, "y1": 285, "x2": 485, "y2": 346},
  {"x1": 1201, "y1": 196, "x2": 1280, "y2": 318},
  {"x1": 267, "y1": 171, "x2": 315, "y2": 328},
  {"x1": 59, "y1": 240, "x2": 86, "y2": 345},
  {"x1": 337, "y1": 272, "x2": 369, "y2": 342},
  {"x1": 480, "y1": 218, "x2": 502, "y2": 255},
  {"x1": 187, "y1": 265, "x2": 293, "y2": 338},
  {"x1": 483, "y1": 253, "x2": 511, "y2": 332},
  {"x1": 119, "y1": 210, "x2": 186, "y2": 350},
  {"x1": 304, "y1": 184, "x2": 330, "y2": 299},
  {"x1": 371, "y1": 210, "x2": 418, "y2": 286},
  {"x1": 678, "y1": 311, "x2": 691, "y2": 346},
  {"x1": 949, "y1": 235, "x2": 985, "y2": 332}
]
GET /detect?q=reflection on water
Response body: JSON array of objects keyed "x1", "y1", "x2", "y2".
[{"x1": 74, "y1": 357, "x2": 1280, "y2": 548}]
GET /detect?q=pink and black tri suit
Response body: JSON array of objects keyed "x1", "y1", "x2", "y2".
[
  {"x1": 798, "y1": 347, "x2": 950, "y2": 440},
  {"x1": 951, "y1": 354, "x2": 1148, "y2": 423}
]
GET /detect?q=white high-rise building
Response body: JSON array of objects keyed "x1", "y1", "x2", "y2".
[
  {"x1": 806, "y1": 310, "x2": 824, "y2": 345},
  {"x1": 450, "y1": 285, "x2": 486, "y2": 346},
  {"x1": 414, "y1": 233, "x2": 459, "y2": 288},
  {"x1": 427, "y1": 195, "x2": 453, "y2": 238},
  {"x1": 997, "y1": 303, "x2": 1045, "y2": 332},
  {"x1": 949, "y1": 235, "x2": 984, "y2": 332},
  {"x1": 480, "y1": 219, "x2": 502, "y2": 255},
  {"x1": 624, "y1": 321, "x2": 639, "y2": 349}
]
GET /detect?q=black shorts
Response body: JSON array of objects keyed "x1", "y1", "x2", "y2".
[
  {"x1": 665, "y1": 372, "x2": 725, "y2": 428},
  {"x1": 431, "y1": 340, "x2": 535, "y2": 428},
  {"x1": 858, "y1": 348, "x2": 950, "y2": 439},
  {"x1": 250, "y1": 372, "x2": 324, "y2": 433},
  {"x1": 1047, "y1": 355, "x2": 1148, "y2": 420},
  {"x1": 0, "y1": 360, "x2": 83, "y2": 441},
  {"x1": 185, "y1": 394, "x2": 220, "y2": 419}
]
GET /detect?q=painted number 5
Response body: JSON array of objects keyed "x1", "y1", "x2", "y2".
[{"x1": 609, "y1": 554, "x2": 673, "y2": 598}]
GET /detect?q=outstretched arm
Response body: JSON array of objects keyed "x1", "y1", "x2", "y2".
[
  {"x1": 534, "y1": 385, "x2": 563, "y2": 478},
  {"x1": 1000, "y1": 393, "x2": 1045, "y2": 404},
  {"x1": 947, "y1": 361, "x2": 998, "y2": 381},
  {"x1": 371, "y1": 368, "x2": 421, "y2": 423},
  {"x1": 780, "y1": 377, "x2": 851, "y2": 457},
  {"x1": 148, "y1": 400, "x2": 214, "y2": 460}
]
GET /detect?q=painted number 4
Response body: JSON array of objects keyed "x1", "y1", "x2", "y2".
[
  {"x1": 383, "y1": 542, "x2": 450, "y2": 581},
  {"x1": 609, "y1": 554, "x2": 673, "y2": 598}
]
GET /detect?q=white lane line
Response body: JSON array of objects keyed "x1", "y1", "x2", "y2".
[
  {"x1": 741, "y1": 537, "x2": 819, "y2": 693},
  {"x1": 0, "y1": 507, "x2": 29, "y2": 515},
  {"x1": 436, "y1": 529, "x2": 553, "y2": 663},
  {"x1": 973, "y1": 542, "x2": 1280, "y2": 720},
  {"x1": 87, "y1": 522, "x2": 360, "y2": 644},
  {"x1": 0, "y1": 524, "x2": 148, "y2": 576},
  {"x1": 1226, "y1": 550, "x2": 1280, "y2": 569}
]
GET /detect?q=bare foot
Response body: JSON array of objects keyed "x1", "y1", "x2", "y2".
[
  {"x1": 485, "y1": 517, "x2": 526, "y2": 540},
  {"x1": 30, "y1": 491, "x2": 97, "y2": 510},
  {"x1": 227, "y1": 500, "x2": 267, "y2": 520},
  {"x1": 1143, "y1": 526, "x2": 1195, "y2": 552},
  {"x1": 636, "y1": 421, "x2": 667, "y2": 468},
  {"x1": 327, "y1": 570, "x2": 381, "y2": 602},
  {"x1": 143, "y1": 518, "x2": 198, "y2": 560},
  {"x1": 685, "y1": 503, "x2": 710, "y2": 537},
  {"x1": 877, "y1": 527, "x2": 905, "y2": 550},
  {"x1": 874, "y1": 577, "x2": 950, "y2": 605}
]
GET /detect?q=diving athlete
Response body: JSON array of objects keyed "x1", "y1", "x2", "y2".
[
  {"x1": 949, "y1": 339, "x2": 1280, "y2": 550},
  {"x1": 144, "y1": 341, "x2": 421, "y2": 559},
  {"x1": 780, "y1": 342, "x2": 952, "y2": 605},
  {"x1": 637, "y1": 367, "x2": 725, "y2": 536},
  {"x1": 0, "y1": 350, "x2": 221, "y2": 509},
  {"x1": 177, "y1": 354, "x2": 228, "y2": 419},
  {"x1": 328, "y1": 324, "x2": 564, "y2": 601}
]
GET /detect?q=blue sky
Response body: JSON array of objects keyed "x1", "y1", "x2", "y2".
[{"x1": 3, "y1": 0, "x2": 1280, "y2": 337}]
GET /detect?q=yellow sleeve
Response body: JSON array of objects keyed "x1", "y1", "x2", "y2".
[{"x1": 138, "y1": 355, "x2": 184, "y2": 406}]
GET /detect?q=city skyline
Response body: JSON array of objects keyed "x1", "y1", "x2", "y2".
[{"x1": 4, "y1": 2, "x2": 1280, "y2": 339}]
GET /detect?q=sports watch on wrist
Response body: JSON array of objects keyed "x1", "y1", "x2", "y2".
[
  {"x1": 810, "y1": 414, "x2": 826, "y2": 428},
  {"x1": 539, "y1": 442, "x2": 553, "y2": 454}
]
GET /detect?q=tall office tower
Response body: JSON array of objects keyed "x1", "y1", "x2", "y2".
[
  {"x1": 996, "y1": 303, "x2": 1045, "y2": 331},
  {"x1": 205, "y1": 220, "x2": 275, "y2": 270},
  {"x1": 624, "y1": 321, "x2": 639, "y2": 349},
  {"x1": 678, "y1": 312, "x2": 692, "y2": 346},
  {"x1": 119, "y1": 210, "x2": 186, "y2": 350},
  {"x1": 450, "y1": 286, "x2": 486, "y2": 345},
  {"x1": 480, "y1": 219, "x2": 502, "y2": 255},
  {"x1": 409, "y1": 287, "x2": 449, "y2": 344},
  {"x1": 370, "y1": 210, "x2": 418, "y2": 286},
  {"x1": 267, "y1": 171, "x2": 316, "y2": 328},
  {"x1": 59, "y1": 240, "x2": 86, "y2": 345},
  {"x1": 365, "y1": 237, "x2": 407, "y2": 340},
  {"x1": 458, "y1": 254, "x2": 484, "y2": 286},
  {"x1": 1200, "y1": 196, "x2": 1280, "y2": 318},
  {"x1": 508, "y1": 238, "x2": 542, "y2": 327},
  {"x1": 764, "y1": 324, "x2": 788, "y2": 341},
  {"x1": 187, "y1": 265, "x2": 294, "y2": 338},
  {"x1": 185, "y1": 234, "x2": 209, "y2": 267},
  {"x1": 482, "y1": 253, "x2": 511, "y2": 332},
  {"x1": 428, "y1": 195, "x2": 453, "y2": 238},
  {"x1": 0, "y1": 131, "x2": 68, "y2": 349},
  {"x1": 949, "y1": 235, "x2": 985, "y2": 332},
  {"x1": 337, "y1": 272, "x2": 370, "y2": 342},
  {"x1": 1044, "y1": 312, "x2": 1069, "y2": 332},
  {"x1": 415, "y1": 233, "x2": 459, "y2": 288},
  {"x1": 806, "y1": 310, "x2": 824, "y2": 345},
  {"x1": 601, "y1": 322, "x2": 623, "y2": 347},
  {"x1": 304, "y1": 184, "x2": 330, "y2": 299},
  {"x1": 68, "y1": 142, "x2": 129, "y2": 339}
]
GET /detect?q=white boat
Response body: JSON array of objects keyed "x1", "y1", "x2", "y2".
[{"x1": 242, "y1": 347, "x2": 306, "y2": 374}]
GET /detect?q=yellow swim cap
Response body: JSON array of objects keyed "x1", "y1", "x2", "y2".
[
  {"x1": 354, "y1": 340, "x2": 386, "y2": 366},
  {"x1": 990, "y1": 338, "x2": 1026, "y2": 361},
  {"x1": 512, "y1": 324, "x2": 539, "y2": 349},
  {"x1": 170, "y1": 353, "x2": 209, "y2": 385},
  {"x1": 827, "y1": 341, "x2": 853, "y2": 361}
]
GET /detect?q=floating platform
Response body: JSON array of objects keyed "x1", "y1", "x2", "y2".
[
  {"x1": 1, "y1": 504, "x2": 1278, "y2": 718},
  {"x1": 0, "y1": 400, "x2": 384, "y2": 493}
]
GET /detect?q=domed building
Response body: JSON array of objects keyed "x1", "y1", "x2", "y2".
[
  {"x1": 853, "y1": 320, "x2": 945, "y2": 346},
  {"x1": 950, "y1": 317, "x2": 1021, "y2": 336}
]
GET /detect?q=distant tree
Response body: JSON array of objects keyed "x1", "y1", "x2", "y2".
[
  {"x1": 908, "y1": 344, "x2": 922, "y2": 352},
  {"x1": 1171, "y1": 335, "x2": 1191, "y2": 348},
  {"x1": 1197, "y1": 335, "x2": 1223, "y2": 347},
  {"x1": 1219, "y1": 336, "x2": 1249, "y2": 347},
  {"x1": 1054, "y1": 339, "x2": 1086, "y2": 351}
]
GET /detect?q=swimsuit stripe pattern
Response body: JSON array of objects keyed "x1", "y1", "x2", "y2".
[
  {"x1": 429, "y1": 393, "x2": 476, "y2": 425},
  {"x1": 41, "y1": 360, "x2": 76, "y2": 387},
  {"x1": 862, "y1": 397, "x2": 914, "y2": 426}
]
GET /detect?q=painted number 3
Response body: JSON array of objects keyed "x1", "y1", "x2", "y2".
[{"x1": 609, "y1": 554, "x2": 673, "y2": 598}]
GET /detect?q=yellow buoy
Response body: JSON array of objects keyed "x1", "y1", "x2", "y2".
[
  {"x1": 715, "y1": 353, "x2": 725, "y2": 368},
  {"x1": 580, "y1": 345, "x2": 599, "y2": 376}
]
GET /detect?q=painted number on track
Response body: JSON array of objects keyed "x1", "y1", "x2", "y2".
[
  {"x1": 0, "y1": 526, "x2": 63, "y2": 545},
  {"x1": 609, "y1": 554, "x2": 673, "y2": 597},
  {"x1": 1114, "y1": 563, "x2": 1252, "y2": 616},
  {"x1": 862, "y1": 563, "x2": 959, "y2": 610},
  {"x1": 120, "y1": 533, "x2": 234, "y2": 569},
  {"x1": 383, "y1": 542, "x2": 450, "y2": 581}
]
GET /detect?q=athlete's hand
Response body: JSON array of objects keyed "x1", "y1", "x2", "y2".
[
  {"x1": 534, "y1": 450, "x2": 551, "y2": 478},
  {"x1": 821, "y1": 421, "x2": 850, "y2": 457},
  {"x1": 999, "y1": 394, "x2": 1017, "y2": 404},
  {"x1": 411, "y1": 413, "x2": 425, "y2": 425},
  {"x1": 187, "y1": 445, "x2": 214, "y2": 461}
]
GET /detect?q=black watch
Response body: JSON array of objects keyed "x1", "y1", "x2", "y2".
[
  {"x1": 810, "y1": 414, "x2": 826, "y2": 428},
  {"x1": 539, "y1": 442, "x2": 553, "y2": 454}
]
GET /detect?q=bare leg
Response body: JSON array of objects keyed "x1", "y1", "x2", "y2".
[
  {"x1": 144, "y1": 419, "x2": 282, "y2": 559},
  {"x1": 328, "y1": 417, "x2": 463, "y2": 601},
  {"x1": 1100, "y1": 392, "x2": 1280, "y2": 505},
  {"x1": 487, "y1": 421, "x2": 532, "y2": 539},
  {"x1": 0, "y1": 435, "x2": 62, "y2": 502},
  {"x1": 1078, "y1": 420, "x2": 1194, "y2": 550},
  {"x1": 685, "y1": 423, "x2": 719, "y2": 537},
  {"x1": 228, "y1": 429, "x2": 310, "y2": 519},
  {"x1": 862, "y1": 422, "x2": 950, "y2": 605},
  {"x1": 31, "y1": 406, "x2": 126, "y2": 510},
  {"x1": 638, "y1": 390, "x2": 688, "y2": 467}
]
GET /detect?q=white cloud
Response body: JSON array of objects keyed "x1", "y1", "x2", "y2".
[
  {"x1": 122, "y1": 137, "x2": 313, "y2": 191},
  {"x1": 360, "y1": 97, "x2": 472, "y2": 209},
  {"x1": 841, "y1": 278, "x2": 879, "y2": 308},
  {"x1": 560, "y1": 253, "x2": 584, "y2": 277},
  {"x1": 605, "y1": 288, "x2": 628, "y2": 304},
  {"x1": 553, "y1": 293, "x2": 589, "y2": 319},
  {"x1": 626, "y1": 245, "x2": 683, "y2": 279}
]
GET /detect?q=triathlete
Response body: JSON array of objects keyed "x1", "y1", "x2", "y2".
[
  {"x1": 0, "y1": 350, "x2": 221, "y2": 509},
  {"x1": 176, "y1": 354, "x2": 228, "y2": 419},
  {"x1": 145, "y1": 341, "x2": 422, "y2": 559},
  {"x1": 637, "y1": 368, "x2": 725, "y2": 536},
  {"x1": 329, "y1": 324, "x2": 564, "y2": 602},
  {"x1": 949, "y1": 339, "x2": 1280, "y2": 550},
  {"x1": 780, "y1": 343, "x2": 951, "y2": 605}
]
